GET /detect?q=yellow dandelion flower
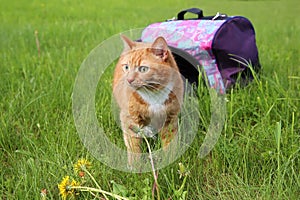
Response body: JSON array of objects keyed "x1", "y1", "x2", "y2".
[
  {"x1": 58, "y1": 176, "x2": 80, "y2": 199},
  {"x1": 74, "y1": 158, "x2": 91, "y2": 174}
]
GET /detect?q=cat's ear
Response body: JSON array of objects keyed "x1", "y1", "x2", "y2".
[
  {"x1": 151, "y1": 37, "x2": 169, "y2": 61},
  {"x1": 121, "y1": 35, "x2": 135, "y2": 51}
]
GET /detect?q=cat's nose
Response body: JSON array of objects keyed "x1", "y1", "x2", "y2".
[{"x1": 127, "y1": 78, "x2": 134, "y2": 84}]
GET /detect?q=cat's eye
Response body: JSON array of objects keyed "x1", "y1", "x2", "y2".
[
  {"x1": 122, "y1": 65, "x2": 130, "y2": 72},
  {"x1": 138, "y1": 66, "x2": 149, "y2": 73}
]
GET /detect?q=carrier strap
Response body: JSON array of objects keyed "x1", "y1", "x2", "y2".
[{"x1": 177, "y1": 8, "x2": 204, "y2": 20}]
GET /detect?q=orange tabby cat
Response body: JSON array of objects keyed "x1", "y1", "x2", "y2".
[{"x1": 113, "y1": 35, "x2": 184, "y2": 166}]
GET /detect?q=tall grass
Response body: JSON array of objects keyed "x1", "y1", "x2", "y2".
[{"x1": 1, "y1": 0, "x2": 299, "y2": 199}]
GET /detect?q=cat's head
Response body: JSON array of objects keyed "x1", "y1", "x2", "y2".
[{"x1": 113, "y1": 35, "x2": 180, "y2": 91}]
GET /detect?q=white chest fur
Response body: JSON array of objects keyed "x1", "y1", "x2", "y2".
[
  {"x1": 137, "y1": 82, "x2": 173, "y2": 111},
  {"x1": 137, "y1": 82, "x2": 173, "y2": 130}
]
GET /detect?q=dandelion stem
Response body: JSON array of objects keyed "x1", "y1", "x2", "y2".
[
  {"x1": 71, "y1": 186, "x2": 129, "y2": 200},
  {"x1": 178, "y1": 175, "x2": 188, "y2": 194},
  {"x1": 129, "y1": 124, "x2": 160, "y2": 200},
  {"x1": 143, "y1": 135, "x2": 160, "y2": 200},
  {"x1": 84, "y1": 168, "x2": 109, "y2": 199}
]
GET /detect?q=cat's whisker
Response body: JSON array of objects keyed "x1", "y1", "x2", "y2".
[
  {"x1": 143, "y1": 84, "x2": 160, "y2": 91},
  {"x1": 145, "y1": 81, "x2": 163, "y2": 87},
  {"x1": 144, "y1": 81, "x2": 171, "y2": 92},
  {"x1": 146, "y1": 80, "x2": 181, "y2": 90}
]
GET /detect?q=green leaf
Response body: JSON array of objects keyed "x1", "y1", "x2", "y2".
[{"x1": 111, "y1": 180, "x2": 129, "y2": 197}]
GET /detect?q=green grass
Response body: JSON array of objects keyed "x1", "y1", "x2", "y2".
[{"x1": 1, "y1": 0, "x2": 299, "y2": 199}]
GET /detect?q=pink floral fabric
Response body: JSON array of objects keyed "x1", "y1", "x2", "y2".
[{"x1": 141, "y1": 19, "x2": 226, "y2": 94}]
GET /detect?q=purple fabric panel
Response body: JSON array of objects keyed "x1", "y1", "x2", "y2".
[{"x1": 212, "y1": 17, "x2": 260, "y2": 81}]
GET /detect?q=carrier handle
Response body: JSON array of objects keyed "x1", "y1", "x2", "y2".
[{"x1": 177, "y1": 8, "x2": 204, "y2": 20}]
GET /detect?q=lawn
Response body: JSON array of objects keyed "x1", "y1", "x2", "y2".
[{"x1": 0, "y1": 0, "x2": 299, "y2": 199}]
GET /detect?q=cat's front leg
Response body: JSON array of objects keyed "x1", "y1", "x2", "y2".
[
  {"x1": 123, "y1": 129, "x2": 142, "y2": 168},
  {"x1": 120, "y1": 110, "x2": 144, "y2": 168},
  {"x1": 159, "y1": 118, "x2": 179, "y2": 164},
  {"x1": 160, "y1": 117, "x2": 178, "y2": 151}
]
